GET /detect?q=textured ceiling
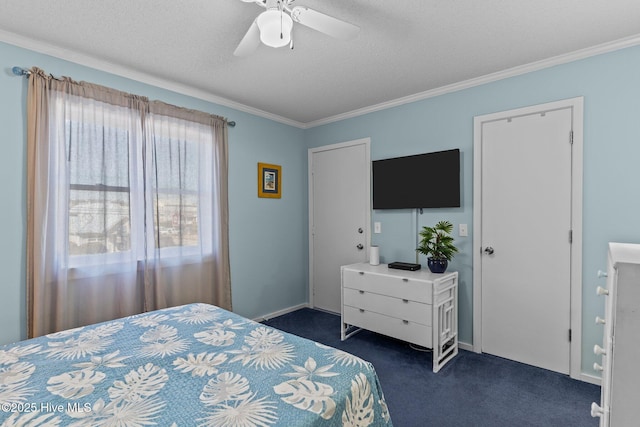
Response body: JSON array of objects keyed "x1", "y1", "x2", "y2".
[{"x1": 2, "y1": 0, "x2": 640, "y2": 127}]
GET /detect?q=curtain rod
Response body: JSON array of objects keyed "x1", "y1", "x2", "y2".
[{"x1": 11, "y1": 66, "x2": 236, "y2": 127}]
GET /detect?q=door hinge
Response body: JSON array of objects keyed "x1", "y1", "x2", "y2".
[
  {"x1": 569, "y1": 229, "x2": 573, "y2": 243},
  {"x1": 569, "y1": 130, "x2": 574, "y2": 144},
  {"x1": 569, "y1": 329, "x2": 572, "y2": 342}
]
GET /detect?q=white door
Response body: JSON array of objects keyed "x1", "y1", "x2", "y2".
[
  {"x1": 479, "y1": 108, "x2": 573, "y2": 374},
  {"x1": 309, "y1": 139, "x2": 370, "y2": 313}
]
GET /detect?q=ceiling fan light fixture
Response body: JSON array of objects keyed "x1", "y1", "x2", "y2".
[{"x1": 256, "y1": 9, "x2": 293, "y2": 48}]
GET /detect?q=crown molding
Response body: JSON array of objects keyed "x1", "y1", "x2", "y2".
[
  {"x1": 305, "y1": 34, "x2": 640, "y2": 128},
  {"x1": 4, "y1": 29, "x2": 640, "y2": 130},
  {"x1": 0, "y1": 29, "x2": 306, "y2": 129}
]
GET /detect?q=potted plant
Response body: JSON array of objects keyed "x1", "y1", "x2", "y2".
[{"x1": 416, "y1": 220, "x2": 458, "y2": 273}]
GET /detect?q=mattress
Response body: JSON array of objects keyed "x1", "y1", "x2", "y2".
[{"x1": 0, "y1": 303, "x2": 392, "y2": 426}]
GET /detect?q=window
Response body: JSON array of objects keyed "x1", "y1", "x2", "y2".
[
  {"x1": 67, "y1": 121, "x2": 133, "y2": 256},
  {"x1": 150, "y1": 136, "x2": 201, "y2": 250},
  {"x1": 60, "y1": 96, "x2": 215, "y2": 266},
  {"x1": 26, "y1": 67, "x2": 232, "y2": 337}
]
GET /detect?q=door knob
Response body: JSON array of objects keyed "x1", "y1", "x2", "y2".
[
  {"x1": 484, "y1": 246, "x2": 495, "y2": 255},
  {"x1": 356, "y1": 244, "x2": 364, "y2": 250}
]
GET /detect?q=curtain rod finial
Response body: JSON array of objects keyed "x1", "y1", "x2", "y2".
[{"x1": 12, "y1": 66, "x2": 29, "y2": 76}]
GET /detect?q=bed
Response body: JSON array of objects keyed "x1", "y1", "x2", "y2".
[{"x1": 0, "y1": 303, "x2": 392, "y2": 426}]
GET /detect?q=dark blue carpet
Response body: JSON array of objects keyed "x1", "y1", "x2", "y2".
[{"x1": 262, "y1": 308, "x2": 600, "y2": 427}]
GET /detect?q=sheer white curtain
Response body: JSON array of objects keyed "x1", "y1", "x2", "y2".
[
  {"x1": 26, "y1": 69, "x2": 231, "y2": 337},
  {"x1": 144, "y1": 101, "x2": 231, "y2": 311}
]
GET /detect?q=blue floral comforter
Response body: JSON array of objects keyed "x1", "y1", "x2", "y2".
[{"x1": 0, "y1": 303, "x2": 392, "y2": 426}]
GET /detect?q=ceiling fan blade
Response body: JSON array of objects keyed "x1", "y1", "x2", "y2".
[
  {"x1": 290, "y1": 6, "x2": 359, "y2": 40},
  {"x1": 234, "y1": 20, "x2": 260, "y2": 57}
]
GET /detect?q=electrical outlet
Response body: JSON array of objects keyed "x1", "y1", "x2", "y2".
[{"x1": 459, "y1": 223, "x2": 468, "y2": 237}]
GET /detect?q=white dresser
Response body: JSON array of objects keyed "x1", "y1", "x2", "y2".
[
  {"x1": 340, "y1": 262, "x2": 458, "y2": 372},
  {"x1": 591, "y1": 243, "x2": 640, "y2": 426}
]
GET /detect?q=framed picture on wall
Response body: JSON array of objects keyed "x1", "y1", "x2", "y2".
[{"x1": 258, "y1": 162, "x2": 281, "y2": 198}]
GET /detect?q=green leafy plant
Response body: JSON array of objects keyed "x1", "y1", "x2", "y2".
[{"x1": 416, "y1": 220, "x2": 459, "y2": 261}]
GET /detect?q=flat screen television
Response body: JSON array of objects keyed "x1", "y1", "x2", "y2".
[{"x1": 372, "y1": 148, "x2": 460, "y2": 209}]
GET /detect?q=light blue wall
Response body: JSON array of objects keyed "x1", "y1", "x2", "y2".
[
  {"x1": 0, "y1": 41, "x2": 307, "y2": 345},
  {"x1": 3, "y1": 39, "x2": 640, "y2": 377},
  {"x1": 228, "y1": 117, "x2": 308, "y2": 318},
  {"x1": 305, "y1": 45, "x2": 640, "y2": 375}
]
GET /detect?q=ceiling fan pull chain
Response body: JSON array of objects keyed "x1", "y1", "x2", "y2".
[{"x1": 279, "y1": 1, "x2": 284, "y2": 40}]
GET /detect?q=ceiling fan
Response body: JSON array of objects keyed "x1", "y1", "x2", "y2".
[{"x1": 234, "y1": 0, "x2": 359, "y2": 56}]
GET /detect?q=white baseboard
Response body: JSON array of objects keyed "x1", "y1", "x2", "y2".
[
  {"x1": 460, "y1": 341, "x2": 601, "y2": 385},
  {"x1": 579, "y1": 373, "x2": 602, "y2": 386},
  {"x1": 458, "y1": 341, "x2": 474, "y2": 352},
  {"x1": 252, "y1": 303, "x2": 310, "y2": 323}
]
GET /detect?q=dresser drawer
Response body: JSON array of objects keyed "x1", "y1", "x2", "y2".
[
  {"x1": 343, "y1": 305, "x2": 432, "y2": 347},
  {"x1": 343, "y1": 287, "x2": 431, "y2": 326},
  {"x1": 343, "y1": 269, "x2": 432, "y2": 304}
]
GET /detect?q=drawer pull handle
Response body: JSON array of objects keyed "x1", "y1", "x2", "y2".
[
  {"x1": 359, "y1": 309, "x2": 365, "y2": 313},
  {"x1": 402, "y1": 278, "x2": 409, "y2": 282},
  {"x1": 595, "y1": 316, "x2": 606, "y2": 325},
  {"x1": 596, "y1": 286, "x2": 609, "y2": 296},
  {"x1": 593, "y1": 362, "x2": 604, "y2": 372},
  {"x1": 594, "y1": 344, "x2": 606, "y2": 356},
  {"x1": 402, "y1": 299, "x2": 409, "y2": 303},
  {"x1": 359, "y1": 271, "x2": 365, "y2": 275},
  {"x1": 402, "y1": 320, "x2": 409, "y2": 324},
  {"x1": 590, "y1": 402, "x2": 603, "y2": 418},
  {"x1": 359, "y1": 290, "x2": 365, "y2": 294}
]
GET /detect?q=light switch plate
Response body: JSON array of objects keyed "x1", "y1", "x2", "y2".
[
  {"x1": 459, "y1": 223, "x2": 468, "y2": 237},
  {"x1": 374, "y1": 222, "x2": 381, "y2": 234}
]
